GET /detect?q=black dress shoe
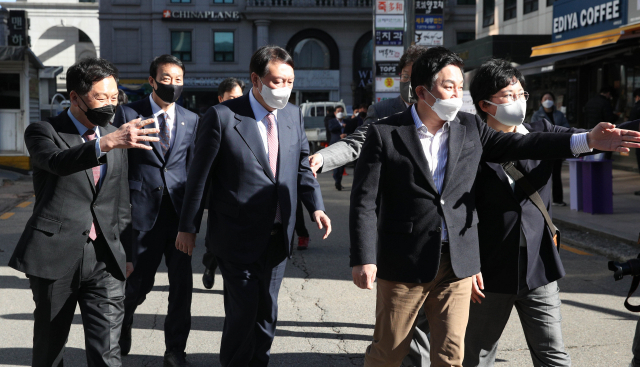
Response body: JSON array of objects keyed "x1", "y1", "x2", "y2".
[
  {"x1": 335, "y1": 183, "x2": 343, "y2": 191},
  {"x1": 202, "y1": 266, "x2": 215, "y2": 289},
  {"x1": 119, "y1": 323, "x2": 132, "y2": 356},
  {"x1": 164, "y1": 350, "x2": 189, "y2": 367}
]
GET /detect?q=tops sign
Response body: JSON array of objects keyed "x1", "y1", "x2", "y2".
[
  {"x1": 552, "y1": 0, "x2": 626, "y2": 41},
  {"x1": 162, "y1": 9, "x2": 241, "y2": 22}
]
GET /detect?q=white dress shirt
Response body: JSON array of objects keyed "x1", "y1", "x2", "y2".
[{"x1": 149, "y1": 94, "x2": 177, "y2": 146}]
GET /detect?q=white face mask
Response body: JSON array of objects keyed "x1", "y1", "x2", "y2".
[
  {"x1": 484, "y1": 98, "x2": 527, "y2": 126},
  {"x1": 541, "y1": 100, "x2": 554, "y2": 109},
  {"x1": 423, "y1": 88, "x2": 463, "y2": 122},
  {"x1": 335, "y1": 112, "x2": 344, "y2": 119},
  {"x1": 258, "y1": 78, "x2": 292, "y2": 110}
]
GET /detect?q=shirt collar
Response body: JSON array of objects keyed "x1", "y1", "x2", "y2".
[
  {"x1": 249, "y1": 88, "x2": 278, "y2": 122},
  {"x1": 149, "y1": 94, "x2": 176, "y2": 120},
  {"x1": 411, "y1": 104, "x2": 449, "y2": 135},
  {"x1": 515, "y1": 123, "x2": 529, "y2": 135},
  {"x1": 67, "y1": 109, "x2": 100, "y2": 138}
]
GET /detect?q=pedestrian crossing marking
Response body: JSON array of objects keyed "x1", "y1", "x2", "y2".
[
  {"x1": 0, "y1": 213, "x2": 15, "y2": 220},
  {"x1": 560, "y1": 243, "x2": 592, "y2": 256},
  {"x1": 16, "y1": 201, "x2": 32, "y2": 208}
]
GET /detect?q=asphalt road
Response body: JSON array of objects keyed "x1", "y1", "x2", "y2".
[{"x1": 0, "y1": 168, "x2": 638, "y2": 366}]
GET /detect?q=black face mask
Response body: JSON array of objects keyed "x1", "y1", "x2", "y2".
[
  {"x1": 400, "y1": 81, "x2": 417, "y2": 104},
  {"x1": 153, "y1": 79, "x2": 183, "y2": 104},
  {"x1": 79, "y1": 96, "x2": 116, "y2": 128}
]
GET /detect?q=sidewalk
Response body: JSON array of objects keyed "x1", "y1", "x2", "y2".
[
  {"x1": 0, "y1": 169, "x2": 33, "y2": 215},
  {"x1": 552, "y1": 162, "x2": 640, "y2": 260}
]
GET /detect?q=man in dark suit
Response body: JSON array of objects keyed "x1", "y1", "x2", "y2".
[
  {"x1": 308, "y1": 45, "x2": 428, "y2": 174},
  {"x1": 175, "y1": 46, "x2": 331, "y2": 367},
  {"x1": 350, "y1": 47, "x2": 640, "y2": 367},
  {"x1": 9, "y1": 57, "x2": 158, "y2": 367},
  {"x1": 328, "y1": 106, "x2": 347, "y2": 190},
  {"x1": 112, "y1": 55, "x2": 199, "y2": 366}
]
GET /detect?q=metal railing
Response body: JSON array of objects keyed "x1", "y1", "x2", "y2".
[{"x1": 247, "y1": 0, "x2": 372, "y2": 7}]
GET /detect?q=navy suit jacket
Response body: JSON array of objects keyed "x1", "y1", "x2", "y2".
[
  {"x1": 178, "y1": 94, "x2": 325, "y2": 264},
  {"x1": 113, "y1": 98, "x2": 199, "y2": 259},
  {"x1": 328, "y1": 118, "x2": 344, "y2": 145},
  {"x1": 476, "y1": 119, "x2": 586, "y2": 293}
]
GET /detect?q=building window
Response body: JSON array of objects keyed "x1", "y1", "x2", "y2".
[
  {"x1": 457, "y1": 0, "x2": 476, "y2": 4},
  {"x1": 361, "y1": 39, "x2": 373, "y2": 68},
  {"x1": 483, "y1": 0, "x2": 494, "y2": 27},
  {"x1": 214, "y1": 0, "x2": 234, "y2": 3},
  {"x1": 547, "y1": 0, "x2": 554, "y2": 6},
  {"x1": 213, "y1": 31, "x2": 234, "y2": 62},
  {"x1": 456, "y1": 32, "x2": 475, "y2": 45},
  {"x1": 504, "y1": 0, "x2": 516, "y2": 20},
  {"x1": 170, "y1": 0, "x2": 191, "y2": 3},
  {"x1": 293, "y1": 38, "x2": 330, "y2": 69},
  {"x1": 171, "y1": 31, "x2": 192, "y2": 62},
  {"x1": 524, "y1": 0, "x2": 538, "y2": 14}
]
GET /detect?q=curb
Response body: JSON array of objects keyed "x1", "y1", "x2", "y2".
[{"x1": 554, "y1": 217, "x2": 638, "y2": 247}]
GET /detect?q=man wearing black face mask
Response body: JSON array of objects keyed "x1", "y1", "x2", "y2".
[
  {"x1": 112, "y1": 54, "x2": 199, "y2": 366},
  {"x1": 9, "y1": 57, "x2": 158, "y2": 367}
]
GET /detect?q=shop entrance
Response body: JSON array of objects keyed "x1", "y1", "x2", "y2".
[{"x1": 0, "y1": 73, "x2": 22, "y2": 153}]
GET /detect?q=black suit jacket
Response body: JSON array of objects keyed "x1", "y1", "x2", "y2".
[
  {"x1": 9, "y1": 110, "x2": 130, "y2": 280},
  {"x1": 178, "y1": 94, "x2": 325, "y2": 264},
  {"x1": 350, "y1": 109, "x2": 576, "y2": 284},
  {"x1": 113, "y1": 98, "x2": 198, "y2": 260},
  {"x1": 476, "y1": 120, "x2": 585, "y2": 294}
]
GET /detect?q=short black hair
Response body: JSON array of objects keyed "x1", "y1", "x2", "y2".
[
  {"x1": 218, "y1": 77, "x2": 245, "y2": 96},
  {"x1": 600, "y1": 85, "x2": 613, "y2": 95},
  {"x1": 118, "y1": 89, "x2": 128, "y2": 105},
  {"x1": 398, "y1": 45, "x2": 429, "y2": 74},
  {"x1": 66, "y1": 57, "x2": 119, "y2": 95},
  {"x1": 633, "y1": 88, "x2": 640, "y2": 99},
  {"x1": 541, "y1": 91, "x2": 555, "y2": 102},
  {"x1": 335, "y1": 106, "x2": 344, "y2": 112},
  {"x1": 410, "y1": 47, "x2": 464, "y2": 97},
  {"x1": 149, "y1": 54, "x2": 185, "y2": 79},
  {"x1": 470, "y1": 58, "x2": 526, "y2": 121},
  {"x1": 250, "y1": 45, "x2": 294, "y2": 78}
]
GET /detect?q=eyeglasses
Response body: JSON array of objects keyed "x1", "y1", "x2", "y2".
[
  {"x1": 400, "y1": 73, "x2": 411, "y2": 82},
  {"x1": 491, "y1": 91, "x2": 529, "y2": 102}
]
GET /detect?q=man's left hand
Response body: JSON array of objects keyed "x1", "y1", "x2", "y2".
[
  {"x1": 313, "y1": 210, "x2": 332, "y2": 239},
  {"x1": 471, "y1": 272, "x2": 485, "y2": 304},
  {"x1": 587, "y1": 122, "x2": 640, "y2": 152}
]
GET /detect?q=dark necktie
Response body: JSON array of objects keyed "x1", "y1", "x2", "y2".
[
  {"x1": 158, "y1": 113, "x2": 170, "y2": 156},
  {"x1": 83, "y1": 129, "x2": 100, "y2": 240}
]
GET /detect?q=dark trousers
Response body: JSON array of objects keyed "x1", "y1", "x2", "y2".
[
  {"x1": 333, "y1": 166, "x2": 344, "y2": 185},
  {"x1": 29, "y1": 235, "x2": 125, "y2": 367},
  {"x1": 295, "y1": 199, "x2": 309, "y2": 238},
  {"x1": 551, "y1": 159, "x2": 564, "y2": 204},
  {"x1": 123, "y1": 195, "x2": 193, "y2": 353},
  {"x1": 202, "y1": 246, "x2": 219, "y2": 270},
  {"x1": 216, "y1": 228, "x2": 288, "y2": 367}
]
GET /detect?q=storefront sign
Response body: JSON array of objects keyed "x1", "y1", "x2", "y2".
[
  {"x1": 375, "y1": 46, "x2": 403, "y2": 61},
  {"x1": 461, "y1": 91, "x2": 477, "y2": 115},
  {"x1": 415, "y1": 0, "x2": 444, "y2": 15},
  {"x1": 8, "y1": 10, "x2": 29, "y2": 47},
  {"x1": 415, "y1": 15, "x2": 443, "y2": 30},
  {"x1": 552, "y1": 0, "x2": 626, "y2": 41},
  {"x1": 375, "y1": 30, "x2": 404, "y2": 46},
  {"x1": 375, "y1": 15, "x2": 404, "y2": 30},
  {"x1": 375, "y1": 92, "x2": 399, "y2": 102},
  {"x1": 162, "y1": 9, "x2": 241, "y2": 22},
  {"x1": 376, "y1": 62, "x2": 399, "y2": 76},
  {"x1": 375, "y1": 77, "x2": 401, "y2": 92},
  {"x1": 184, "y1": 77, "x2": 249, "y2": 87},
  {"x1": 376, "y1": 0, "x2": 405, "y2": 14},
  {"x1": 415, "y1": 30, "x2": 443, "y2": 45},
  {"x1": 629, "y1": 0, "x2": 640, "y2": 23},
  {"x1": 356, "y1": 69, "x2": 373, "y2": 88}
]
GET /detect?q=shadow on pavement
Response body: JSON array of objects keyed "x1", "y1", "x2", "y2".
[{"x1": 0, "y1": 275, "x2": 30, "y2": 289}]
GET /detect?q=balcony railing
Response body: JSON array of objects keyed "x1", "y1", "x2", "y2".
[{"x1": 247, "y1": 0, "x2": 372, "y2": 7}]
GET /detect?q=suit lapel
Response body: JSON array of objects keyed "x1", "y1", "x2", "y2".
[
  {"x1": 141, "y1": 98, "x2": 165, "y2": 163},
  {"x1": 234, "y1": 114, "x2": 275, "y2": 183},
  {"x1": 394, "y1": 96, "x2": 407, "y2": 114},
  {"x1": 276, "y1": 108, "x2": 292, "y2": 181},
  {"x1": 486, "y1": 162, "x2": 517, "y2": 200},
  {"x1": 55, "y1": 112, "x2": 97, "y2": 194},
  {"x1": 394, "y1": 119, "x2": 438, "y2": 193},
  {"x1": 95, "y1": 125, "x2": 114, "y2": 195},
  {"x1": 441, "y1": 118, "x2": 465, "y2": 194},
  {"x1": 166, "y1": 105, "x2": 187, "y2": 163}
]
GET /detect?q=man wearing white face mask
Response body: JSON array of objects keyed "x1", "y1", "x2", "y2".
[
  {"x1": 175, "y1": 45, "x2": 331, "y2": 367},
  {"x1": 350, "y1": 48, "x2": 640, "y2": 367},
  {"x1": 328, "y1": 106, "x2": 347, "y2": 190}
]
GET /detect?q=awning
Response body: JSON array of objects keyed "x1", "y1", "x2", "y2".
[
  {"x1": 531, "y1": 22, "x2": 640, "y2": 57},
  {"x1": 519, "y1": 46, "x2": 617, "y2": 76}
]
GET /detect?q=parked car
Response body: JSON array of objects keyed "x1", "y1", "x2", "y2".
[{"x1": 299, "y1": 100, "x2": 346, "y2": 153}]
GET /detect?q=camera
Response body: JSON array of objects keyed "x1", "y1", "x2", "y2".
[{"x1": 608, "y1": 255, "x2": 640, "y2": 281}]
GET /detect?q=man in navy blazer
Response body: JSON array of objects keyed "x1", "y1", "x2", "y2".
[
  {"x1": 175, "y1": 46, "x2": 331, "y2": 367},
  {"x1": 113, "y1": 55, "x2": 198, "y2": 367}
]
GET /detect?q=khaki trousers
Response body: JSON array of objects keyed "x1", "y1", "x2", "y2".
[{"x1": 364, "y1": 254, "x2": 472, "y2": 367}]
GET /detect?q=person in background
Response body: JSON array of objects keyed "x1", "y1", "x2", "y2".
[
  {"x1": 585, "y1": 86, "x2": 617, "y2": 128},
  {"x1": 324, "y1": 106, "x2": 335, "y2": 143},
  {"x1": 200, "y1": 77, "x2": 248, "y2": 290},
  {"x1": 118, "y1": 89, "x2": 129, "y2": 105},
  {"x1": 531, "y1": 92, "x2": 570, "y2": 206},
  {"x1": 218, "y1": 77, "x2": 245, "y2": 103},
  {"x1": 113, "y1": 54, "x2": 200, "y2": 367},
  {"x1": 328, "y1": 106, "x2": 347, "y2": 190}
]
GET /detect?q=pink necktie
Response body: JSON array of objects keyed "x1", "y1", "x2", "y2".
[
  {"x1": 265, "y1": 114, "x2": 281, "y2": 223},
  {"x1": 83, "y1": 130, "x2": 100, "y2": 240}
]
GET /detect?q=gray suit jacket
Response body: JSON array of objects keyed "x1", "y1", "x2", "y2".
[{"x1": 320, "y1": 95, "x2": 407, "y2": 172}]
